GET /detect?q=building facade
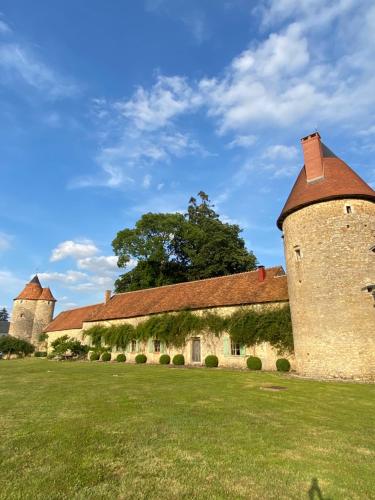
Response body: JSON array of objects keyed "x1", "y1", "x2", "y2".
[{"x1": 45, "y1": 266, "x2": 293, "y2": 371}]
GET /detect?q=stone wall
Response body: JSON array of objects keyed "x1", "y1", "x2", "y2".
[
  {"x1": 283, "y1": 198, "x2": 375, "y2": 380},
  {"x1": 31, "y1": 300, "x2": 55, "y2": 345},
  {"x1": 47, "y1": 302, "x2": 294, "y2": 371},
  {"x1": 9, "y1": 299, "x2": 55, "y2": 345},
  {"x1": 9, "y1": 300, "x2": 37, "y2": 342}
]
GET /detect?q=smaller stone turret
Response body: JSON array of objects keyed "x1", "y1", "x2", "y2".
[{"x1": 9, "y1": 275, "x2": 56, "y2": 345}]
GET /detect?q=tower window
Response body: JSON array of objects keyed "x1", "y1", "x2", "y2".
[
  {"x1": 295, "y1": 248, "x2": 302, "y2": 261},
  {"x1": 345, "y1": 205, "x2": 352, "y2": 214},
  {"x1": 20, "y1": 313, "x2": 24, "y2": 318},
  {"x1": 370, "y1": 245, "x2": 375, "y2": 254}
]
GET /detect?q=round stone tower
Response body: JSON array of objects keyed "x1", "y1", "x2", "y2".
[
  {"x1": 277, "y1": 132, "x2": 375, "y2": 380},
  {"x1": 9, "y1": 276, "x2": 56, "y2": 345}
]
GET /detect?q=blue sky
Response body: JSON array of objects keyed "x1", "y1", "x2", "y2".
[{"x1": 1, "y1": 0, "x2": 374, "y2": 313}]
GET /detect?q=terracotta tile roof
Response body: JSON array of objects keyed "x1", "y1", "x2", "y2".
[
  {"x1": 39, "y1": 287, "x2": 56, "y2": 302},
  {"x1": 15, "y1": 277, "x2": 56, "y2": 302},
  {"x1": 277, "y1": 142, "x2": 375, "y2": 229},
  {"x1": 44, "y1": 304, "x2": 104, "y2": 332},
  {"x1": 16, "y1": 282, "x2": 43, "y2": 300},
  {"x1": 86, "y1": 266, "x2": 288, "y2": 323}
]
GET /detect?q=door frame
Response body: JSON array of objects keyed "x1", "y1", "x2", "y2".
[{"x1": 191, "y1": 337, "x2": 201, "y2": 363}]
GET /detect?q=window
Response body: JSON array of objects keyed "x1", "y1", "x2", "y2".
[
  {"x1": 153, "y1": 340, "x2": 161, "y2": 353},
  {"x1": 20, "y1": 313, "x2": 24, "y2": 318},
  {"x1": 345, "y1": 205, "x2": 352, "y2": 214},
  {"x1": 131, "y1": 340, "x2": 137, "y2": 353},
  {"x1": 370, "y1": 245, "x2": 375, "y2": 254},
  {"x1": 295, "y1": 248, "x2": 302, "y2": 261},
  {"x1": 231, "y1": 341, "x2": 242, "y2": 356}
]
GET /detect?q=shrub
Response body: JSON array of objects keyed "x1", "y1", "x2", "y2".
[
  {"x1": 205, "y1": 355, "x2": 219, "y2": 368},
  {"x1": 50, "y1": 335, "x2": 89, "y2": 357},
  {"x1": 0, "y1": 335, "x2": 34, "y2": 357},
  {"x1": 276, "y1": 358, "x2": 291, "y2": 372},
  {"x1": 90, "y1": 352, "x2": 100, "y2": 361},
  {"x1": 172, "y1": 354, "x2": 185, "y2": 366},
  {"x1": 116, "y1": 354, "x2": 126, "y2": 363},
  {"x1": 101, "y1": 352, "x2": 111, "y2": 362},
  {"x1": 135, "y1": 354, "x2": 147, "y2": 364},
  {"x1": 34, "y1": 351, "x2": 47, "y2": 358},
  {"x1": 159, "y1": 354, "x2": 170, "y2": 365},
  {"x1": 247, "y1": 356, "x2": 262, "y2": 370}
]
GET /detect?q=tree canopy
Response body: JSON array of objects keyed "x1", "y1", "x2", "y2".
[
  {"x1": 113, "y1": 192, "x2": 257, "y2": 292},
  {"x1": 0, "y1": 308, "x2": 9, "y2": 321}
]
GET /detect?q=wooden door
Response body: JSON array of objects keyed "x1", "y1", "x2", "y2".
[{"x1": 192, "y1": 338, "x2": 201, "y2": 362}]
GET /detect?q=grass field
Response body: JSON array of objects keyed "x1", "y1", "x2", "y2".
[{"x1": 0, "y1": 359, "x2": 374, "y2": 499}]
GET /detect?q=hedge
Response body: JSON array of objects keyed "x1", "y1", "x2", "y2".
[
  {"x1": 116, "y1": 354, "x2": 126, "y2": 363},
  {"x1": 172, "y1": 354, "x2": 185, "y2": 366},
  {"x1": 205, "y1": 355, "x2": 219, "y2": 368},
  {"x1": 101, "y1": 352, "x2": 111, "y2": 362},
  {"x1": 90, "y1": 352, "x2": 100, "y2": 361},
  {"x1": 159, "y1": 354, "x2": 170, "y2": 365},
  {"x1": 247, "y1": 356, "x2": 262, "y2": 370},
  {"x1": 135, "y1": 354, "x2": 147, "y2": 364},
  {"x1": 276, "y1": 358, "x2": 291, "y2": 372}
]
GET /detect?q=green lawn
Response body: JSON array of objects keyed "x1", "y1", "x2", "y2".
[{"x1": 0, "y1": 360, "x2": 374, "y2": 499}]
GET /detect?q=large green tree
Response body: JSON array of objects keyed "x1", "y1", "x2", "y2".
[{"x1": 113, "y1": 192, "x2": 257, "y2": 292}]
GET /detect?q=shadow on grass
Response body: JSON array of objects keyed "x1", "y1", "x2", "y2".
[{"x1": 308, "y1": 478, "x2": 332, "y2": 499}]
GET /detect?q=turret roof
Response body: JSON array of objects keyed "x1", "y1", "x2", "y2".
[
  {"x1": 277, "y1": 135, "x2": 375, "y2": 229},
  {"x1": 15, "y1": 277, "x2": 56, "y2": 301}
]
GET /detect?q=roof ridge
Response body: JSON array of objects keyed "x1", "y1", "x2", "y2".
[{"x1": 113, "y1": 266, "x2": 283, "y2": 297}]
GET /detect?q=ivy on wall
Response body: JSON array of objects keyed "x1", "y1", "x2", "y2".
[{"x1": 83, "y1": 305, "x2": 293, "y2": 353}]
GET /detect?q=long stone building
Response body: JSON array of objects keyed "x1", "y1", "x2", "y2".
[
  {"x1": 10, "y1": 132, "x2": 375, "y2": 379},
  {"x1": 45, "y1": 265, "x2": 291, "y2": 370}
]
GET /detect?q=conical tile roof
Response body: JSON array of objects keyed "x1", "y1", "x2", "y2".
[{"x1": 277, "y1": 135, "x2": 375, "y2": 229}]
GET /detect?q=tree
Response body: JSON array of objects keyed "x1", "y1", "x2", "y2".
[
  {"x1": 0, "y1": 336, "x2": 34, "y2": 358},
  {"x1": 0, "y1": 307, "x2": 9, "y2": 321},
  {"x1": 113, "y1": 192, "x2": 257, "y2": 292}
]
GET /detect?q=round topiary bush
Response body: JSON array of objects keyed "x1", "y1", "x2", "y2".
[
  {"x1": 34, "y1": 351, "x2": 47, "y2": 358},
  {"x1": 276, "y1": 358, "x2": 291, "y2": 372},
  {"x1": 159, "y1": 354, "x2": 171, "y2": 365},
  {"x1": 116, "y1": 353, "x2": 126, "y2": 363},
  {"x1": 135, "y1": 354, "x2": 147, "y2": 364},
  {"x1": 172, "y1": 354, "x2": 185, "y2": 366},
  {"x1": 90, "y1": 352, "x2": 100, "y2": 361},
  {"x1": 205, "y1": 355, "x2": 219, "y2": 368},
  {"x1": 247, "y1": 356, "x2": 262, "y2": 370},
  {"x1": 101, "y1": 352, "x2": 111, "y2": 362}
]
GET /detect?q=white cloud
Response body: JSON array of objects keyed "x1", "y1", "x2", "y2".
[
  {"x1": 227, "y1": 135, "x2": 257, "y2": 149},
  {"x1": 50, "y1": 240, "x2": 99, "y2": 262},
  {"x1": 38, "y1": 271, "x2": 88, "y2": 284},
  {"x1": 262, "y1": 145, "x2": 298, "y2": 160},
  {"x1": 0, "y1": 43, "x2": 78, "y2": 98},
  {"x1": 0, "y1": 232, "x2": 12, "y2": 251},
  {"x1": 115, "y1": 75, "x2": 201, "y2": 131},
  {"x1": 0, "y1": 18, "x2": 12, "y2": 34},
  {"x1": 77, "y1": 256, "x2": 119, "y2": 273}
]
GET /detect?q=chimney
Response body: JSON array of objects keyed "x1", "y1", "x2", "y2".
[
  {"x1": 104, "y1": 290, "x2": 111, "y2": 303},
  {"x1": 301, "y1": 132, "x2": 324, "y2": 183},
  {"x1": 257, "y1": 265, "x2": 266, "y2": 282}
]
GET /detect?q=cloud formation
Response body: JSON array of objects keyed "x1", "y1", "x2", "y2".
[{"x1": 50, "y1": 240, "x2": 99, "y2": 262}]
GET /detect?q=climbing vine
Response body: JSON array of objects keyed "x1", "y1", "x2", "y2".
[{"x1": 83, "y1": 305, "x2": 293, "y2": 353}]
